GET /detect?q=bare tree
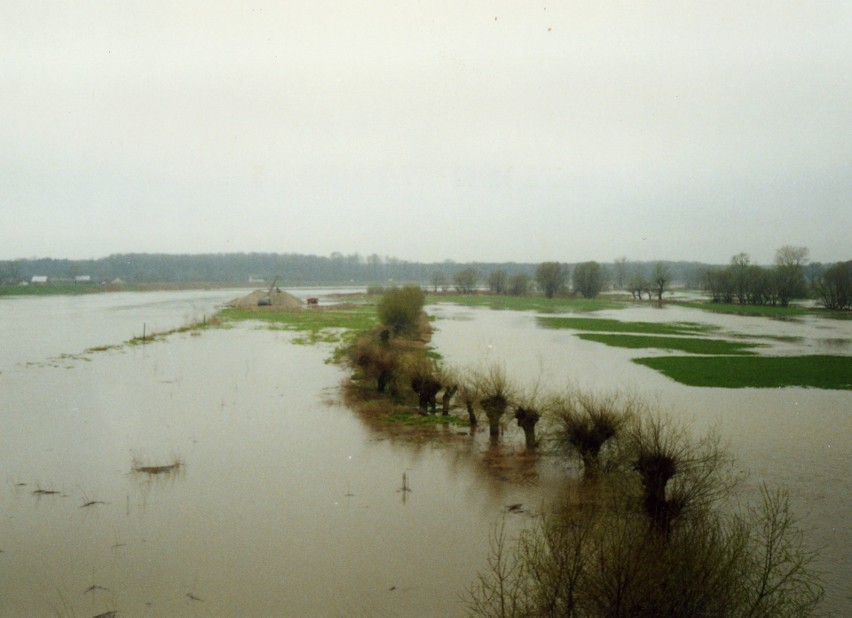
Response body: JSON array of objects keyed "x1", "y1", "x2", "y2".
[
  {"x1": 613, "y1": 257, "x2": 629, "y2": 290},
  {"x1": 488, "y1": 269, "x2": 509, "y2": 295},
  {"x1": 774, "y1": 245, "x2": 809, "y2": 307},
  {"x1": 652, "y1": 262, "x2": 670, "y2": 302},
  {"x1": 508, "y1": 273, "x2": 531, "y2": 296},
  {"x1": 454, "y1": 267, "x2": 480, "y2": 294},
  {"x1": 430, "y1": 270, "x2": 448, "y2": 293}
]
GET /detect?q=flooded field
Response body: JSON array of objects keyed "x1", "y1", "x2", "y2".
[
  {"x1": 430, "y1": 301, "x2": 852, "y2": 615},
  {"x1": 0, "y1": 291, "x2": 544, "y2": 617},
  {"x1": 1, "y1": 291, "x2": 850, "y2": 615}
]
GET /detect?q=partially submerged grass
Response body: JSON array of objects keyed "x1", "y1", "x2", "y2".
[
  {"x1": 577, "y1": 333, "x2": 760, "y2": 355},
  {"x1": 385, "y1": 412, "x2": 466, "y2": 426},
  {"x1": 634, "y1": 354, "x2": 852, "y2": 389},
  {"x1": 538, "y1": 316, "x2": 715, "y2": 335},
  {"x1": 672, "y1": 300, "x2": 851, "y2": 320},
  {"x1": 219, "y1": 305, "x2": 378, "y2": 345},
  {"x1": 429, "y1": 294, "x2": 626, "y2": 313},
  {"x1": 126, "y1": 317, "x2": 216, "y2": 346}
]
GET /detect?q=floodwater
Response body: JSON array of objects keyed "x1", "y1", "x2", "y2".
[
  {"x1": 0, "y1": 291, "x2": 545, "y2": 617},
  {"x1": 429, "y1": 302, "x2": 852, "y2": 615},
  {"x1": 1, "y1": 291, "x2": 849, "y2": 616}
]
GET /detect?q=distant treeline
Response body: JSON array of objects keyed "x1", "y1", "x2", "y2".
[{"x1": 1, "y1": 252, "x2": 710, "y2": 287}]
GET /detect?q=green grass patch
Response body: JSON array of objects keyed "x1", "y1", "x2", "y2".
[
  {"x1": 672, "y1": 302, "x2": 812, "y2": 319},
  {"x1": 538, "y1": 316, "x2": 715, "y2": 335},
  {"x1": 218, "y1": 306, "x2": 378, "y2": 345},
  {"x1": 634, "y1": 355, "x2": 852, "y2": 389},
  {"x1": 384, "y1": 412, "x2": 465, "y2": 426},
  {"x1": 577, "y1": 333, "x2": 759, "y2": 355},
  {"x1": 429, "y1": 294, "x2": 626, "y2": 313}
]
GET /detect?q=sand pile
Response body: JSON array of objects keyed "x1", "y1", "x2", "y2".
[{"x1": 228, "y1": 289, "x2": 304, "y2": 309}]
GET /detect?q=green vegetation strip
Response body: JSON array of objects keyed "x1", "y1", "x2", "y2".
[
  {"x1": 538, "y1": 316, "x2": 714, "y2": 335},
  {"x1": 384, "y1": 412, "x2": 465, "y2": 426},
  {"x1": 670, "y1": 301, "x2": 843, "y2": 319},
  {"x1": 429, "y1": 294, "x2": 626, "y2": 313},
  {"x1": 218, "y1": 306, "x2": 378, "y2": 344},
  {"x1": 634, "y1": 355, "x2": 852, "y2": 389},
  {"x1": 577, "y1": 333, "x2": 758, "y2": 355}
]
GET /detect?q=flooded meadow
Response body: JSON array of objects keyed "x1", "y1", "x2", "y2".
[{"x1": 1, "y1": 290, "x2": 850, "y2": 615}]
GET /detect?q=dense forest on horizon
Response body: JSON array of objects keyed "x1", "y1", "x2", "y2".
[{"x1": 0, "y1": 252, "x2": 712, "y2": 287}]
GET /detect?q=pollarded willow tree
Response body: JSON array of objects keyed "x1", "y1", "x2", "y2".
[
  {"x1": 552, "y1": 390, "x2": 636, "y2": 477},
  {"x1": 479, "y1": 363, "x2": 513, "y2": 438}
]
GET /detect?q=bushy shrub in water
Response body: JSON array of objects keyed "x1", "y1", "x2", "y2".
[{"x1": 376, "y1": 285, "x2": 425, "y2": 336}]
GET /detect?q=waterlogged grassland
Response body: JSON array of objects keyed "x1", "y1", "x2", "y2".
[
  {"x1": 577, "y1": 333, "x2": 759, "y2": 355},
  {"x1": 219, "y1": 305, "x2": 378, "y2": 345},
  {"x1": 429, "y1": 294, "x2": 626, "y2": 313},
  {"x1": 673, "y1": 300, "x2": 852, "y2": 320},
  {"x1": 538, "y1": 316, "x2": 715, "y2": 335},
  {"x1": 635, "y1": 355, "x2": 852, "y2": 390},
  {"x1": 533, "y1": 311, "x2": 851, "y2": 389},
  {"x1": 385, "y1": 412, "x2": 466, "y2": 426}
]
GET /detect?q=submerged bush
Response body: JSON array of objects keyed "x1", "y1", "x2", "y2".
[{"x1": 468, "y1": 408, "x2": 824, "y2": 617}]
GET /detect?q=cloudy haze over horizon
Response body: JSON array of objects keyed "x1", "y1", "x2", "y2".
[{"x1": 2, "y1": 1, "x2": 850, "y2": 265}]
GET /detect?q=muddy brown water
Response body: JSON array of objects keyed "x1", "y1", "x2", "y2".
[
  {"x1": 1, "y1": 292, "x2": 849, "y2": 615},
  {"x1": 0, "y1": 291, "x2": 544, "y2": 617},
  {"x1": 430, "y1": 302, "x2": 852, "y2": 615}
]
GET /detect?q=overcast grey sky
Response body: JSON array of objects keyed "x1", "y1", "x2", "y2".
[{"x1": 1, "y1": 1, "x2": 849, "y2": 265}]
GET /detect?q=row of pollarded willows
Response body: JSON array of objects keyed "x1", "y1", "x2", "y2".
[
  {"x1": 346, "y1": 287, "x2": 632, "y2": 450},
  {"x1": 467, "y1": 400, "x2": 826, "y2": 617}
]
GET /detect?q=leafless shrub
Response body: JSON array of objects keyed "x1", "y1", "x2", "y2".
[
  {"x1": 551, "y1": 390, "x2": 636, "y2": 477},
  {"x1": 469, "y1": 480, "x2": 823, "y2": 617},
  {"x1": 626, "y1": 413, "x2": 737, "y2": 535}
]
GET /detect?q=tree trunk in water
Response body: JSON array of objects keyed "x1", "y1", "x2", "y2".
[
  {"x1": 441, "y1": 385, "x2": 458, "y2": 416},
  {"x1": 482, "y1": 395, "x2": 508, "y2": 438},
  {"x1": 514, "y1": 407, "x2": 540, "y2": 450},
  {"x1": 377, "y1": 370, "x2": 391, "y2": 393},
  {"x1": 465, "y1": 401, "x2": 477, "y2": 426}
]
